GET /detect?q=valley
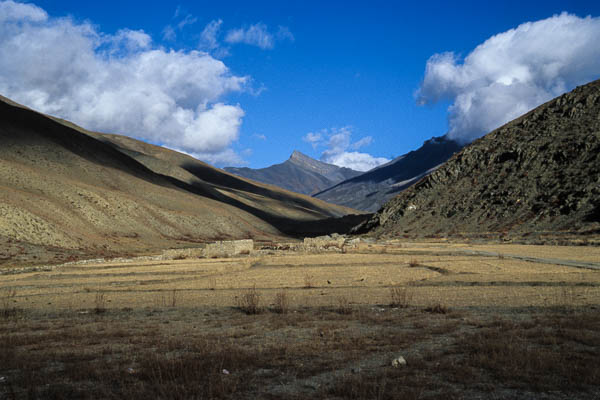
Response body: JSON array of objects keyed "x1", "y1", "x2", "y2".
[{"x1": 2, "y1": 240, "x2": 599, "y2": 399}]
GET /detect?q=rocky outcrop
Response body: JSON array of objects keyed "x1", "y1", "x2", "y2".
[{"x1": 356, "y1": 80, "x2": 600, "y2": 238}]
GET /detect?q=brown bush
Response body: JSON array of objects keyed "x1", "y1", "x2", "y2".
[
  {"x1": 390, "y1": 285, "x2": 413, "y2": 308},
  {"x1": 237, "y1": 285, "x2": 262, "y2": 315},
  {"x1": 273, "y1": 291, "x2": 289, "y2": 314}
]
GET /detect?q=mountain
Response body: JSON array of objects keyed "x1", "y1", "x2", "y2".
[
  {"x1": 354, "y1": 79, "x2": 600, "y2": 239},
  {"x1": 224, "y1": 150, "x2": 361, "y2": 195},
  {"x1": 314, "y1": 136, "x2": 462, "y2": 212},
  {"x1": 0, "y1": 95, "x2": 363, "y2": 266}
]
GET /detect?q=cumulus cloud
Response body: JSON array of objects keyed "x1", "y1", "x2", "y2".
[
  {"x1": 0, "y1": 0, "x2": 249, "y2": 165},
  {"x1": 417, "y1": 12, "x2": 600, "y2": 143},
  {"x1": 225, "y1": 23, "x2": 293, "y2": 49},
  {"x1": 0, "y1": 0, "x2": 46, "y2": 22},
  {"x1": 303, "y1": 127, "x2": 389, "y2": 172}
]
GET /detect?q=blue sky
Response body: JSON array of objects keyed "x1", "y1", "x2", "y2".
[{"x1": 2, "y1": 1, "x2": 600, "y2": 170}]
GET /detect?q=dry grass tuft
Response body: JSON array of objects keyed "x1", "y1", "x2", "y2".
[
  {"x1": 94, "y1": 290, "x2": 107, "y2": 314},
  {"x1": 335, "y1": 296, "x2": 353, "y2": 315},
  {"x1": 237, "y1": 285, "x2": 262, "y2": 315},
  {"x1": 389, "y1": 285, "x2": 413, "y2": 308},
  {"x1": 408, "y1": 258, "x2": 420, "y2": 268},
  {"x1": 272, "y1": 291, "x2": 289, "y2": 314},
  {"x1": 1, "y1": 287, "x2": 18, "y2": 319},
  {"x1": 303, "y1": 273, "x2": 315, "y2": 289},
  {"x1": 424, "y1": 303, "x2": 449, "y2": 314}
]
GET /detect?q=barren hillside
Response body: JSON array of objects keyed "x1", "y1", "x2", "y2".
[
  {"x1": 356, "y1": 79, "x2": 600, "y2": 239},
  {"x1": 0, "y1": 96, "x2": 362, "y2": 265}
]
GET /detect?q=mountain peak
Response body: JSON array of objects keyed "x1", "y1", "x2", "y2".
[
  {"x1": 289, "y1": 150, "x2": 311, "y2": 162},
  {"x1": 288, "y1": 150, "x2": 338, "y2": 172}
]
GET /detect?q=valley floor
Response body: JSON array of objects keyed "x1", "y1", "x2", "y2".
[{"x1": 1, "y1": 241, "x2": 599, "y2": 399}]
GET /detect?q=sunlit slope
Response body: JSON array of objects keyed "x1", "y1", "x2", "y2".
[{"x1": 0, "y1": 95, "x2": 360, "y2": 262}]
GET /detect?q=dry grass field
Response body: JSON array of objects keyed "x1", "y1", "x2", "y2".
[{"x1": 1, "y1": 240, "x2": 600, "y2": 399}]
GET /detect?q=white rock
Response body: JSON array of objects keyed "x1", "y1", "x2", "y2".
[{"x1": 391, "y1": 356, "x2": 407, "y2": 367}]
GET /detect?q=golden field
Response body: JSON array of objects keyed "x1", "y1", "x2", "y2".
[
  {"x1": 1, "y1": 241, "x2": 599, "y2": 399},
  {"x1": 2, "y1": 241, "x2": 599, "y2": 311}
]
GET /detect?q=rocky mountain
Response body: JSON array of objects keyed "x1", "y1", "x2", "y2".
[
  {"x1": 354, "y1": 79, "x2": 600, "y2": 239},
  {"x1": 314, "y1": 136, "x2": 462, "y2": 212},
  {"x1": 224, "y1": 150, "x2": 361, "y2": 195},
  {"x1": 0, "y1": 95, "x2": 362, "y2": 266}
]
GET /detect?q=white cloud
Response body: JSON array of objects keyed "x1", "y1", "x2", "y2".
[
  {"x1": 0, "y1": 0, "x2": 46, "y2": 22},
  {"x1": 252, "y1": 133, "x2": 267, "y2": 140},
  {"x1": 0, "y1": 0, "x2": 249, "y2": 164},
  {"x1": 324, "y1": 151, "x2": 389, "y2": 172},
  {"x1": 303, "y1": 131, "x2": 322, "y2": 148},
  {"x1": 226, "y1": 23, "x2": 274, "y2": 49},
  {"x1": 162, "y1": 25, "x2": 176, "y2": 41},
  {"x1": 276, "y1": 26, "x2": 294, "y2": 42},
  {"x1": 200, "y1": 19, "x2": 222, "y2": 51},
  {"x1": 225, "y1": 23, "x2": 293, "y2": 50},
  {"x1": 417, "y1": 12, "x2": 600, "y2": 143},
  {"x1": 177, "y1": 14, "x2": 197, "y2": 30},
  {"x1": 350, "y1": 136, "x2": 372, "y2": 150},
  {"x1": 303, "y1": 127, "x2": 389, "y2": 172}
]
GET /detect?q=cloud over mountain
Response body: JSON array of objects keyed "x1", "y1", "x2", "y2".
[
  {"x1": 303, "y1": 127, "x2": 388, "y2": 172},
  {"x1": 0, "y1": 0, "x2": 248, "y2": 164},
  {"x1": 417, "y1": 12, "x2": 600, "y2": 143}
]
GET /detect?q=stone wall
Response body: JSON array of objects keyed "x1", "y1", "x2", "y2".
[
  {"x1": 161, "y1": 239, "x2": 254, "y2": 259},
  {"x1": 205, "y1": 239, "x2": 254, "y2": 258},
  {"x1": 303, "y1": 234, "x2": 347, "y2": 252}
]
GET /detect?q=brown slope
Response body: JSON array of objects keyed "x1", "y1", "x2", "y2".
[
  {"x1": 356, "y1": 79, "x2": 600, "y2": 239},
  {"x1": 0, "y1": 95, "x2": 362, "y2": 266},
  {"x1": 82, "y1": 131, "x2": 361, "y2": 222}
]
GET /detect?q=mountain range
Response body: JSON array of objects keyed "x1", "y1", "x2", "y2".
[
  {"x1": 314, "y1": 136, "x2": 462, "y2": 212},
  {"x1": 225, "y1": 150, "x2": 361, "y2": 195},
  {"x1": 355, "y1": 79, "x2": 600, "y2": 239},
  {"x1": 225, "y1": 138, "x2": 462, "y2": 213}
]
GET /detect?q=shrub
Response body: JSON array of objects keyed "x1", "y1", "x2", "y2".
[
  {"x1": 304, "y1": 274, "x2": 315, "y2": 289},
  {"x1": 273, "y1": 291, "x2": 289, "y2": 314},
  {"x1": 1, "y1": 287, "x2": 18, "y2": 319},
  {"x1": 237, "y1": 285, "x2": 262, "y2": 315},
  {"x1": 94, "y1": 290, "x2": 107, "y2": 314},
  {"x1": 424, "y1": 303, "x2": 448, "y2": 314},
  {"x1": 390, "y1": 285, "x2": 413, "y2": 308},
  {"x1": 335, "y1": 296, "x2": 353, "y2": 315}
]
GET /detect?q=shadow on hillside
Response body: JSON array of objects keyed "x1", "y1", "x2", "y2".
[{"x1": 166, "y1": 163, "x2": 371, "y2": 237}]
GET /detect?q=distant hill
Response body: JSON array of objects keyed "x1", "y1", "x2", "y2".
[
  {"x1": 225, "y1": 150, "x2": 361, "y2": 195},
  {"x1": 314, "y1": 136, "x2": 462, "y2": 212},
  {"x1": 0, "y1": 95, "x2": 362, "y2": 266},
  {"x1": 354, "y1": 79, "x2": 600, "y2": 238}
]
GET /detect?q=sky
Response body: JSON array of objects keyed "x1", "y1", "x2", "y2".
[{"x1": 1, "y1": 1, "x2": 600, "y2": 170}]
